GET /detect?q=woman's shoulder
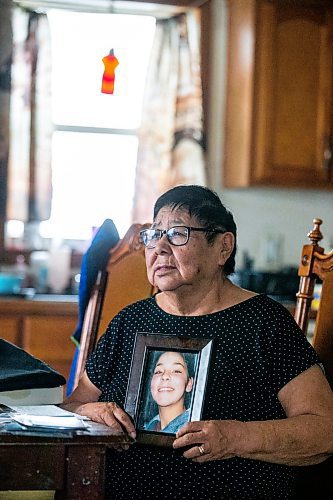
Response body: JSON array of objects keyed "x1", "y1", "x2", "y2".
[
  {"x1": 238, "y1": 292, "x2": 292, "y2": 314},
  {"x1": 219, "y1": 290, "x2": 293, "y2": 322},
  {"x1": 227, "y1": 284, "x2": 257, "y2": 306}
]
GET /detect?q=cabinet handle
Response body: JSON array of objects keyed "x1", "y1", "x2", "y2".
[{"x1": 322, "y1": 135, "x2": 332, "y2": 178}]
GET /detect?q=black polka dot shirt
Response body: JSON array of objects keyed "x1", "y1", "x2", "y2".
[{"x1": 86, "y1": 294, "x2": 320, "y2": 499}]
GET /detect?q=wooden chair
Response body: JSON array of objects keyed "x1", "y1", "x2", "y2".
[
  {"x1": 294, "y1": 218, "x2": 333, "y2": 388},
  {"x1": 294, "y1": 218, "x2": 333, "y2": 499},
  {"x1": 72, "y1": 223, "x2": 157, "y2": 390}
]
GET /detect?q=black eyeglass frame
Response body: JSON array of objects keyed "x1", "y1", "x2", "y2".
[{"x1": 139, "y1": 226, "x2": 226, "y2": 248}]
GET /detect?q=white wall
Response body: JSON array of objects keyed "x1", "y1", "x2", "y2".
[{"x1": 208, "y1": 0, "x2": 333, "y2": 272}]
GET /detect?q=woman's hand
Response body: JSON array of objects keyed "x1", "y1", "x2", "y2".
[
  {"x1": 173, "y1": 420, "x2": 244, "y2": 462},
  {"x1": 77, "y1": 401, "x2": 136, "y2": 437},
  {"x1": 61, "y1": 373, "x2": 136, "y2": 451},
  {"x1": 74, "y1": 401, "x2": 136, "y2": 451}
]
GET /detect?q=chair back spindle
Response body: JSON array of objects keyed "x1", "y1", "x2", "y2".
[{"x1": 294, "y1": 218, "x2": 333, "y2": 387}]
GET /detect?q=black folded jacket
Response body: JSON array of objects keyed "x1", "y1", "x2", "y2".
[{"x1": 0, "y1": 339, "x2": 66, "y2": 391}]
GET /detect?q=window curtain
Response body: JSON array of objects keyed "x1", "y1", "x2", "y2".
[
  {"x1": 132, "y1": 11, "x2": 206, "y2": 223},
  {"x1": 0, "y1": 0, "x2": 12, "y2": 222},
  {"x1": 7, "y1": 7, "x2": 52, "y2": 222}
]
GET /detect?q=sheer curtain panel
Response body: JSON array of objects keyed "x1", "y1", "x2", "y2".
[{"x1": 132, "y1": 10, "x2": 206, "y2": 223}]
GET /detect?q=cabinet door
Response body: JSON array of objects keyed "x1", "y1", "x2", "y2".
[
  {"x1": 0, "y1": 317, "x2": 21, "y2": 345},
  {"x1": 23, "y1": 316, "x2": 77, "y2": 382},
  {"x1": 224, "y1": 0, "x2": 333, "y2": 188},
  {"x1": 253, "y1": 3, "x2": 333, "y2": 187}
]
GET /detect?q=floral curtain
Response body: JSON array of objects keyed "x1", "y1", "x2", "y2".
[
  {"x1": 0, "y1": 0, "x2": 13, "y2": 224},
  {"x1": 132, "y1": 10, "x2": 206, "y2": 223},
  {"x1": 7, "y1": 7, "x2": 52, "y2": 222}
]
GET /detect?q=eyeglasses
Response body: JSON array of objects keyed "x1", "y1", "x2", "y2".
[{"x1": 140, "y1": 226, "x2": 225, "y2": 249}]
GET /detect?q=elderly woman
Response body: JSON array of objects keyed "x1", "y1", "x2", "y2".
[{"x1": 63, "y1": 185, "x2": 333, "y2": 499}]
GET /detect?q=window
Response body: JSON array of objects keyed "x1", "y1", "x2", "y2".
[{"x1": 39, "y1": 10, "x2": 155, "y2": 243}]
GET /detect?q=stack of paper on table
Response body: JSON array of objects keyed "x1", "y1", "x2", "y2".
[{"x1": 0, "y1": 404, "x2": 89, "y2": 431}]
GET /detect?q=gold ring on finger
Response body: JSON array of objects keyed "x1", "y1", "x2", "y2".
[{"x1": 198, "y1": 445, "x2": 205, "y2": 456}]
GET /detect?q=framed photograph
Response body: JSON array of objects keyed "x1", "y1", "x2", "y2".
[{"x1": 125, "y1": 334, "x2": 213, "y2": 447}]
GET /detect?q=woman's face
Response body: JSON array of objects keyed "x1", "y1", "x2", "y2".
[
  {"x1": 145, "y1": 207, "x2": 231, "y2": 293},
  {"x1": 150, "y1": 351, "x2": 193, "y2": 408}
]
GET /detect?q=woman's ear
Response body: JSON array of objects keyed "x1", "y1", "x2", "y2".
[
  {"x1": 218, "y1": 232, "x2": 235, "y2": 266},
  {"x1": 186, "y1": 377, "x2": 194, "y2": 393}
]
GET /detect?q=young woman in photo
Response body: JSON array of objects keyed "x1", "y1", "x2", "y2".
[{"x1": 143, "y1": 351, "x2": 194, "y2": 433}]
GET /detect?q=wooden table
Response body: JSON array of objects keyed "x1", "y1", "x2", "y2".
[{"x1": 0, "y1": 422, "x2": 132, "y2": 499}]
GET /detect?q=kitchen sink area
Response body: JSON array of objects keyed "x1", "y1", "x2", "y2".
[{"x1": 230, "y1": 267, "x2": 300, "y2": 305}]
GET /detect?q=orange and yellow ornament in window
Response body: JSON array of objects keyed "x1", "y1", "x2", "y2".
[{"x1": 101, "y1": 48, "x2": 119, "y2": 94}]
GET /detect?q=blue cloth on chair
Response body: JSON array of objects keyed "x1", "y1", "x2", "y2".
[{"x1": 66, "y1": 219, "x2": 119, "y2": 395}]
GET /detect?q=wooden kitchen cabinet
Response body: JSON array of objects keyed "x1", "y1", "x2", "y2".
[
  {"x1": 224, "y1": 0, "x2": 333, "y2": 188},
  {"x1": 0, "y1": 298, "x2": 78, "y2": 384}
]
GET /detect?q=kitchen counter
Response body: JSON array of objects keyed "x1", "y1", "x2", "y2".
[{"x1": 0, "y1": 294, "x2": 79, "y2": 308}]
